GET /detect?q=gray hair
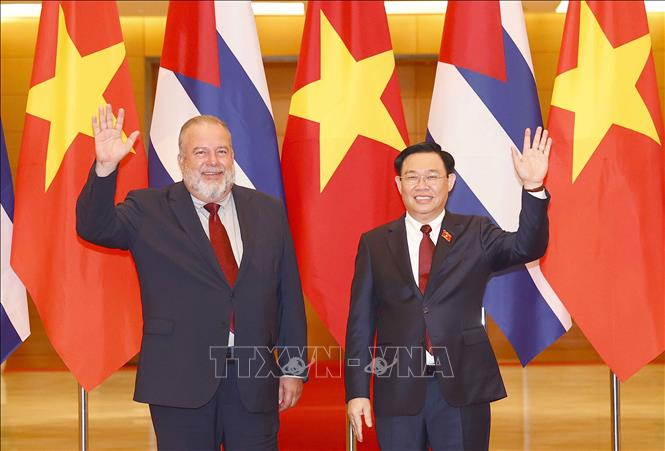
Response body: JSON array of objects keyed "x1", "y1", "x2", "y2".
[{"x1": 178, "y1": 115, "x2": 232, "y2": 153}]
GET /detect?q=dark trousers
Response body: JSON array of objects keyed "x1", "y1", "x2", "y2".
[
  {"x1": 376, "y1": 374, "x2": 490, "y2": 451},
  {"x1": 149, "y1": 362, "x2": 279, "y2": 451}
]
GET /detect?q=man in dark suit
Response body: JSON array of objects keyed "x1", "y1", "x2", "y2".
[
  {"x1": 345, "y1": 128, "x2": 552, "y2": 450},
  {"x1": 77, "y1": 105, "x2": 307, "y2": 451}
]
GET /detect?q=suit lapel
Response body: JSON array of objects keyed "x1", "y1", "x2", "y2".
[
  {"x1": 424, "y1": 212, "x2": 461, "y2": 298},
  {"x1": 230, "y1": 185, "x2": 254, "y2": 287},
  {"x1": 168, "y1": 182, "x2": 228, "y2": 286},
  {"x1": 386, "y1": 217, "x2": 422, "y2": 300}
]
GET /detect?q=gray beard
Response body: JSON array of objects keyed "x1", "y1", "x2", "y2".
[{"x1": 184, "y1": 165, "x2": 235, "y2": 202}]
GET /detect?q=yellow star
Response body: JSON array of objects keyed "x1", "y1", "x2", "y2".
[
  {"x1": 289, "y1": 10, "x2": 405, "y2": 192},
  {"x1": 26, "y1": 4, "x2": 127, "y2": 191},
  {"x1": 551, "y1": 0, "x2": 660, "y2": 182}
]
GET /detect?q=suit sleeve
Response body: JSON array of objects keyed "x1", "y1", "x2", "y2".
[
  {"x1": 275, "y1": 204, "x2": 308, "y2": 378},
  {"x1": 481, "y1": 189, "x2": 550, "y2": 272},
  {"x1": 76, "y1": 164, "x2": 142, "y2": 250},
  {"x1": 344, "y1": 234, "x2": 377, "y2": 401}
]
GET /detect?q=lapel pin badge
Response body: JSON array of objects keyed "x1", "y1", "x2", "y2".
[{"x1": 441, "y1": 229, "x2": 452, "y2": 242}]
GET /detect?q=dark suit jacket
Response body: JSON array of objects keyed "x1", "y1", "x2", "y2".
[
  {"x1": 345, "y1": 190, "x2": 549, "y2": 416},
  {"x1": 77, "y1": 167, "x2": 307, "y2": 412}
]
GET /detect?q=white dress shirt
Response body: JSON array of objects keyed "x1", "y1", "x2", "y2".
[{"x1": 404, "y1": 210, "x2": 445, "y2": 365}]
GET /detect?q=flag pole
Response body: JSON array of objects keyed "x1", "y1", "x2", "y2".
[
  {"x1": 78, "y1": 385, "x2": 89, "y2": 451},
  {"x1": 346, "y1": 415, "x2": 356, "y2": 451},
  {"x1": 610, "y1": 370, "x2": 620, "y2": 450}
]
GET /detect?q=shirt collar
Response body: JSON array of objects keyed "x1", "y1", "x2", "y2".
[
  {"x1": 405, "y1": 209, "x2": 446, "y2": 233},
  {"x1": 190, "y1": 190, "x2": 234, "y2": 212}
]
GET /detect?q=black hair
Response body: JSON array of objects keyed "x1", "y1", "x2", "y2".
[{"x1": 394, "y1": 141, "x2": 455, "y2": 176}]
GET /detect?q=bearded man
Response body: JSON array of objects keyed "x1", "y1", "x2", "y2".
[{"x1": 77, "y1": 105, "x2": 307, "y2": 451}]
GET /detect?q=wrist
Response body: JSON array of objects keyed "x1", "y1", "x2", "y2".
[
  {"x1": 95, "y1": 160, "x2": 118, "y2": 177},
  {"x1": 524, "y1": 182, "x2": 544, "y2": 192}
]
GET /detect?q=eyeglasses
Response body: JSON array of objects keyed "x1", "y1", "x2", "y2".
[{"x1": 398, "y1": 174, "x2": 446, "y2": 186}]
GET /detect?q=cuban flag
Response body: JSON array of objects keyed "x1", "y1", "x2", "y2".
[
  {"x1": 1, "y1": 120, "x2": 30, "y2": 363},
  {"x1": 148, "y1": 0, "x2": 283, "y2": 199},
  {"x1": 427, "y1": 1, "x2": 571, "y2": 364}
]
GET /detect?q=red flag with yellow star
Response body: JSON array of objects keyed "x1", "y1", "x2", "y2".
[
  {"x1": 11, "y1": 1, "x2": 146, "y2": 390},
  {"x1": 542, "y1": 0, "x2": 664, "y2": 381},
  {"x1": 282, "y1": 1, "x2": 408, "y2": 345}
]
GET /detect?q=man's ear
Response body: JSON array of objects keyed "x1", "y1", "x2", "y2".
[
  {"x1": 394, "y1": 176, "x2": 403, "y2": 195},
  {"x1": 447, "y1": 173, "x2": 456, "y2": 192}
]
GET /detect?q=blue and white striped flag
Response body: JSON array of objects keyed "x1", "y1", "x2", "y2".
[
  {"x1": 1, "y1": 120, "x2": 30, "y2": 363},
  {"x1": 148, "y1": 0, "x2": 283, "y2": 199},
  {"x1": 427, "y1": 1, "x2": 571, "y2": 364}
]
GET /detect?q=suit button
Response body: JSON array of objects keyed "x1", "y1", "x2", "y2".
[{"x1": 423, "y1": 307, "x2": 429, "y2": 314}]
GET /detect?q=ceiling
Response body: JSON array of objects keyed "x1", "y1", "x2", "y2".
[{"x1": 0, "y1": 0, "x2": 562, "y2": 17}]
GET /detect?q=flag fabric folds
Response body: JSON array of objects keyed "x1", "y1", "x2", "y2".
[
  {"x1": 427, "y1": 0, "x2": 572, "y2": 365},
  {"x1": 11, "y1": 1, "x2": 147, "y2": 390},
  {"x1": 282, "y1": 1, "x2": 409, "y2": 346},
  {"x1": 542, "y1": 0, "x2": 664, "y2": 381},
  {"x1": 148, "y1": 0, "x2": 283, "y2": 199},
  {"x1": 1, "y1": 120, "x2": 30, "y2": 363}
]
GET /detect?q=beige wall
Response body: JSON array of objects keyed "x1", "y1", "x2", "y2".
[{"x1": 1, "y1": 9, "x2": 664, "y2": 369}]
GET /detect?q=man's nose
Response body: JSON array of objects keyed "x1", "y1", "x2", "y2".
[{"x1": 206, "y1": 152, "x2": 220, "y2": 165}]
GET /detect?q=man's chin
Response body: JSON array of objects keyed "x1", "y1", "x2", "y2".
[
  {"x1": 187, "y1": 182, "x2": 228, "y2": 202},
  {"x1": 201, "y1": 187, "x2": 227, "y2": 201}
]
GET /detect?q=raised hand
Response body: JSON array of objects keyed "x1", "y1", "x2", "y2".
[
  {"x1": 92, "y1": 104, "x2": 139, "y2": 177},
  {"x1": 511, "y1": 127, "x2": 552, "y2": 190}
]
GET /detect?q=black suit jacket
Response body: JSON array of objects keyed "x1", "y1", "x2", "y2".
[
  {"x1": 345, "y1": 190, "x2": 549, "y2": 416},
  {"x1": 77, "y1": 167, "x2": 307, "y2": 411}
]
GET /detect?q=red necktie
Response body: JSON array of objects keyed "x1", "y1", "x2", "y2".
[
  {"x1": 419, "y1": 224, "x2": 434, "y2": 354},
  {"x1": 204, "y1": 203, "x2": 238, "y2": 332}
]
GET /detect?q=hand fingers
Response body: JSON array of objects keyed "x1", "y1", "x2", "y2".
[
  {"x1": 279, "y1": 397, "x2": 289, "y2": 412},
  {"x1": 125, "y1": 131, "x2": 140, "y2": 151},
  {"x1": 290, "y1": 386, "x2": 302, "y2": 407},
  {"x1": 532, "y1": 126, "x2": 543, "y2": 150},
  {"x1": 100, "y1": 105, "x2": 107, "y2": 129},
  {"x1": 279, "y1": 382, "x2": 298, "y2": 412},
  {"x1": 539, "y1": 129, "x2": 549, "y2": 150},
  {"x1": 278, "y1": 384, "x2": 284, "y2": 407},
  {"x1": 98, "y1": 105, "x2": 106, "y2": 130},
  {"x1": 522, "y1": 128, "x2": 531, "y2": 152},
  {"x1": 116, "y1": 108, "x2": 125, "y2": 131},
  {"x1": 511, "y1": 147, "x2": 521, "y2": 167},
  {"x1": 544, "y1": 137, "x2": 552, "y2": 157},
  {"x1": 350, "y1": 413, "x2": 364, "y2": 442},
  {"x1": 363, "y1": 405, "x2": 373, "y2": 428},
  {"x1": 281, "y1": 389, "x2": 295, "y2": 412},
  {"x1": 105, "y1": 104, "x2": 113, "y2": 129},
  {"x1": 92, "y1": 115, "x2": 100, "y2": 135}
]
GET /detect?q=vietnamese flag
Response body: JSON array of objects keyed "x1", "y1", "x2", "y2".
[
  {"x1": 11, "y1": 1, "x2": 147, "y2": 390},
  {"x1": 282, "y1": 1, "x2": 408, "y2": 346},
  {"x1": 542, "y1": 0, "x2": 664, "y2": 381}
]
